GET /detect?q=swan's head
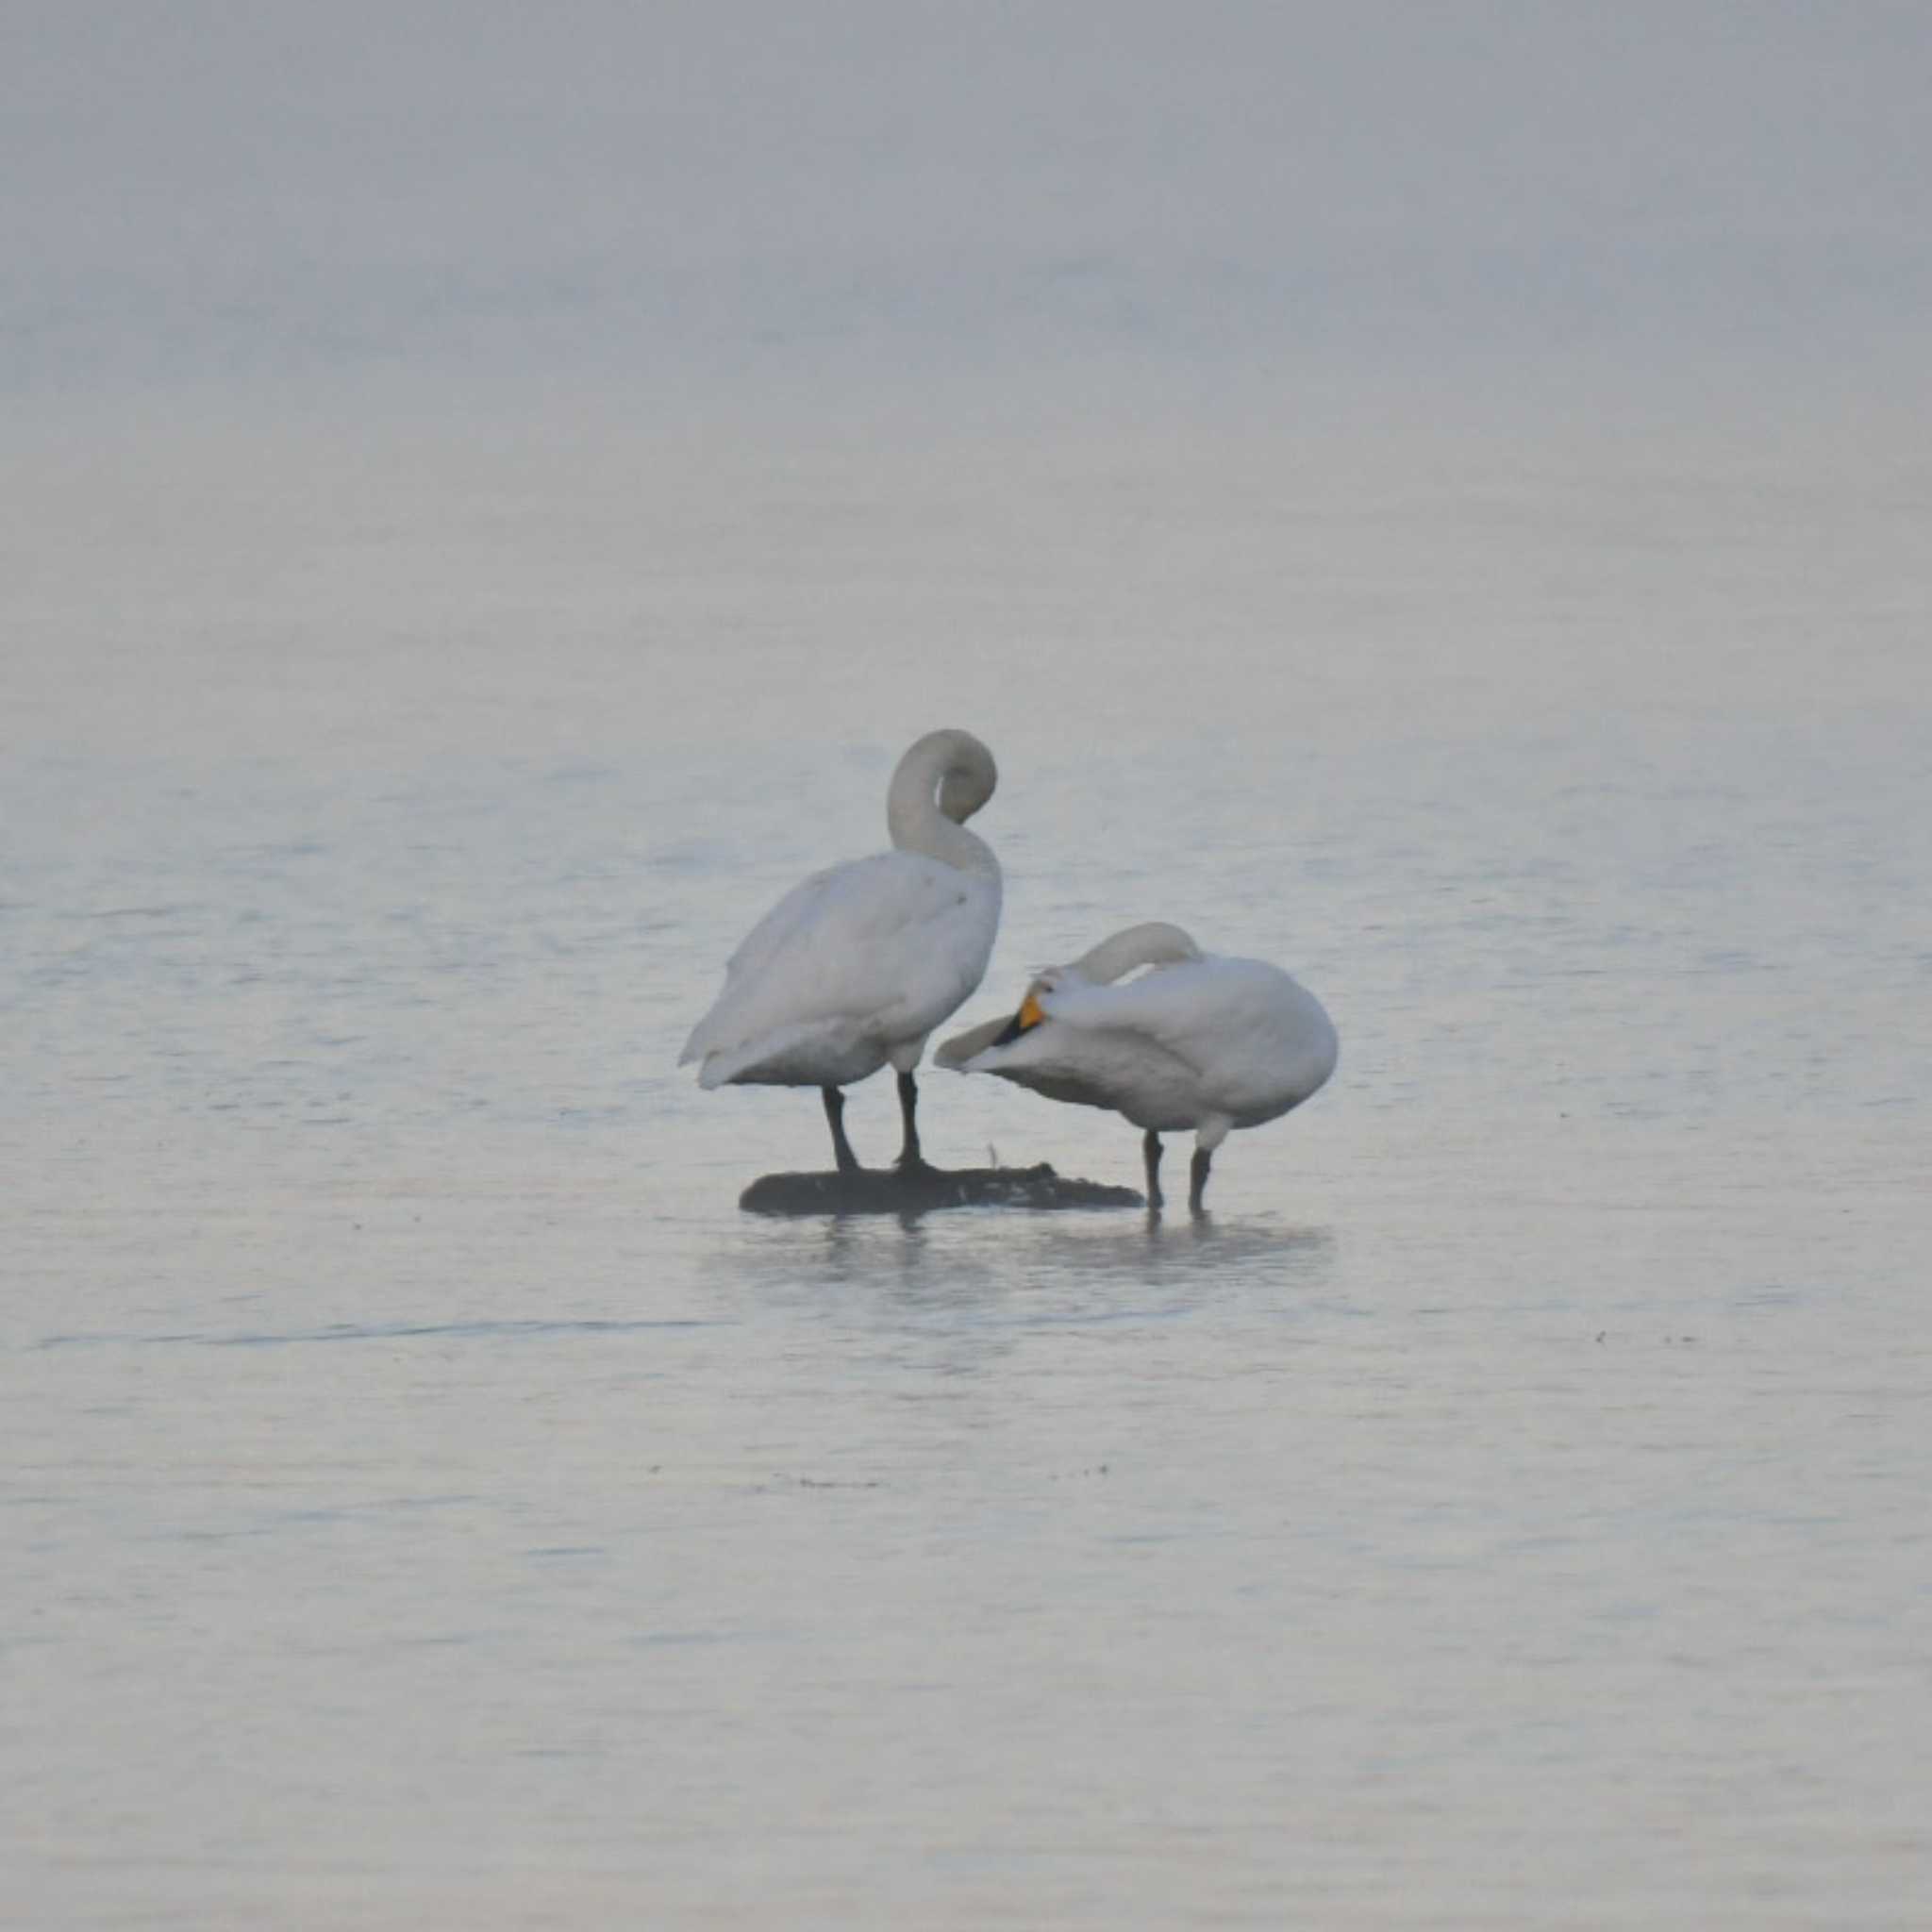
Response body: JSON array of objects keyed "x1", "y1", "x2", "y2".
[
  {"x1": 991, "y1": 970, "x2": 1064, "y2": 1046},
  {"x1": 981, "y1": 922, "x2": 1201, "y2": 1047},
  {"x1": 932, "y1": 733, "x2": 998, "y2": 824},
  {"x1": 886, "y1": 729, "x2": 1001, "y2": 878},
  {"x1": 888, "y1": 727, "x2": 996, "y2": 823},
  {"x1": 935, "y1": 953, "x2": 1078, "y2": 1068}
]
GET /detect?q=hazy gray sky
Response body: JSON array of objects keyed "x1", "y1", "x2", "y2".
[{"x1": 6, "y1": 2, "x2": 1930, "y2": 399}]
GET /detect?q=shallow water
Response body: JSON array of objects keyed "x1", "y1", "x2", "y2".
[{"x1": 7, "y1": 403, "x2": 1931, "y2": 1927}]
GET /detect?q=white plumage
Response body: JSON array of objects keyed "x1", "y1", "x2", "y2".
[
  {"x1": 682, "y1": 729, "x2": 1002, "y2": 1173},
  {"x1": 937, "y1": 921, "x2": 1336, "y2": 1210}
]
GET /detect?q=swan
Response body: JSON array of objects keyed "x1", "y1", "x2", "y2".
[
  {"x1": 681, "y1": 728, "x2": 1002, "y2": 1174},
  {"x1": 936, "y1": 921, "x2": 1336, "y2": 1211}
]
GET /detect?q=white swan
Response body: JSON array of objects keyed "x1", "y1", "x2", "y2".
[
  {"x1": 682, "y1": 728, "x2": 1002, "y2": 1174},
  {"x1": 936, "y1": 921, "x2": 1336, "y2": 1211}
]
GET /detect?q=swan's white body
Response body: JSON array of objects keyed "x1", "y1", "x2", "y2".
[
  {"x1": 937, "y1": 922, "x2": 1335, "y2": 1207},
  {"x1": 682, "y1": 729, "x2": 1002, "y2": 1168}
]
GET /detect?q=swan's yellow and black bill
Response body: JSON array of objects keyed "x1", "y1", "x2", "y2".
[{"x1": 991, "y1": 992, "x2": 1045, "y2": 1047}]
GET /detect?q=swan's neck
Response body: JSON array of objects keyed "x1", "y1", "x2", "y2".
[
  {"x1": 886, "y1": 729, "x2": 1000, "y2": 880},
  {"x1": 1072, "y1": 922, "x2": 1201, "y2": 985}
]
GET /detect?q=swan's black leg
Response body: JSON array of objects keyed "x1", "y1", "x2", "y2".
[
  {"x1": 894, "y1": 1070, "x2": 927, "y2": 1173},
  {"x1": 1142, "y1": 1130, "x2": 1164, "y2": 1211},
  {"x1": 1189, "y1": 1147, "x2": 1213, "y2": 1215},
  {"x1": 822, "y1": 1086, "x2": 859, "y2": 1174}
]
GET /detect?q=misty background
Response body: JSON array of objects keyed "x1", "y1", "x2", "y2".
[
  {"x1": 8, "y1": 2, "x2": 1930, "y2": 405},
  {"x1": 8, "y1": 1, "x2": 1931, "y2": 768}
]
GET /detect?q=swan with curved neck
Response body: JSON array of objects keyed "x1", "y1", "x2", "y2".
[
  {"x1": 937, "y1": 919, "x2": 1335, "y2": 1212},
  {"x1": 682, "y1": 729, "x2": 1003, "y2": 1175}
]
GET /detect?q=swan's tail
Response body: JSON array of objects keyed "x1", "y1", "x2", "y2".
[
  {"x1": 680, "y1": 991, "x2": 740, "y2": 1069},
  {"x1": 679, "y1": 1013, "x2": 740, "y2": 1085},
  {"x1": 687, "y1": 1021, "x2": 846, "y2": 1090}
]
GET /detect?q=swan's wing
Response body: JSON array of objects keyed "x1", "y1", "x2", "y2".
[
  {"x1": 719, "y1": 861, "x2": 852, "y2": 1001},
  {"x1": 683, "y1": 850, "x2": 999, "y2": 1071},
  {"x1": 1029, "y1": 959, "x2": 1221, "y2": 1070},
  {"x1": 959, "y1": 1016, "x2": 1198, "y2": 1116},
  {"x1": 1039, "y1": 957, "x2": 1335, "y2": 1095}
]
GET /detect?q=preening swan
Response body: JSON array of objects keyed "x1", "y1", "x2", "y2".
[
  {"x1": 682, "y1": 729, "x2": 1003, "y2": 1174},
  {"x1": 936, "y1": 922, "x2": 1336, "y2": 1211}
]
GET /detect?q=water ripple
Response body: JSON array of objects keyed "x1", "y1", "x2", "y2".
[{"x1": 30, "y1": 1315, "x2": 727, "y2": 1351}]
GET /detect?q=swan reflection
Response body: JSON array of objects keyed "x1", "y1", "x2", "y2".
[{"x1": 709, "y1": 1207, "x2": 1336, "y2": 1317}]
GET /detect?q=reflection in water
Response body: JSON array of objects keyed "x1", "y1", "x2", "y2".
[
  {"x1": 705, "y1": 1206, "x2": 1337, "y2": 1326},
  {"x1": 1030, "y1": 1211, "x2": 1336, "y2": 1275},
  {"x1": 703, "y1": 1209, "x2": 1000, "y2": 1314},
  {"x1": 683, "y1": 1208, "x2": 1342, "y2": 1447}
]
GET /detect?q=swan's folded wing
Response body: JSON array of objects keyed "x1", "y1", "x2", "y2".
[
  {"x1": 684, "y1": 851, "x2": 998, "y2": 1067},
  {"x1": 1038, "y1": 961, "x2": 1185, "y2": 1021},
  {"x1": 681, "y1": 862, "x2": 839, "y2": 1063},
  {"x1": 1041, "y1": 957, "x2": 1335, "y2": 1109},
  {"x1": 1033, "y1": 958, "x2": 1274, "y2": 1075}
]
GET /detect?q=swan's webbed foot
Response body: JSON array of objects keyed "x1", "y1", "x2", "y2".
[
  {"x1": 822, "y1": 1086, "x2": 860, "y2": 1175},
  {"x1": 1188, "y1": 1147, "x2": 1212, "y2": 1216},
  {"x1": 1142, "y1": 1130, "x2": 1164, "y2": 1214}
]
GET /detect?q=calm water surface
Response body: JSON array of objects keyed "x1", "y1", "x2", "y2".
[{"x1": 6, "y1": 408, "x2": 1930, "y2": 1927}]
